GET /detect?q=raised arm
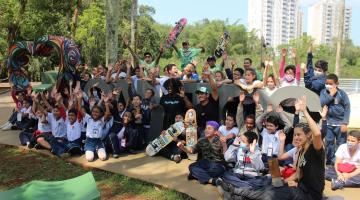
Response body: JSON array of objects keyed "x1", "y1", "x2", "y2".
[
  {"x1": 263, "y1": 62, "x2": 270, "y2": 86},
  {"x1": 205, "y1": 70, "x2": 218, "y2": 101},
  {"x1": 236, "y1": 93, "x2": 245, "y2": 130},
  {"x1": 105, "y1": 64, "x2": 114, "y2": 83},
  {"x1": 154, "y1": 46, "x2": 164, "y2": 66},
  {"x1": 291, "y1": 49, "x2": 301, "y2": 82},
  {"x1": 124, "y1": 39, "x2": 140, "y2": 61},
  {"x1": 299, "y1": 96, "x2": 323, "y2": 150},
  {"x1": 304, "y1": 44, "x2": 314, "y2": 88},
  {"x1": 279, "y1": 48, "x2": 287, "y2": 78},
  {"x1": 171, "y1": 44, "x2": 180, "y2": 57}
]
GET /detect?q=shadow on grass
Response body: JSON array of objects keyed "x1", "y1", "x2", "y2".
[{"x1": 0, "y1": 144, "x2": 193, "y2": 200}]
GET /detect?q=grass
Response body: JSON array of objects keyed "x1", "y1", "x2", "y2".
[{"x1": 0, "y1": 144, "x2": 193, "y2": 200}]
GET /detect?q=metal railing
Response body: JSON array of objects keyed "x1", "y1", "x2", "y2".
[{"x1": 299, "y1": 78, "x2": 360, "y2": 94}]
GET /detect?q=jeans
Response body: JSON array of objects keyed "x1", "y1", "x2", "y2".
[
  {"x1": 222, "y1": 171, "x2": 271, "y2": 189},
  {"x1": 325, "y1": 167, "x2": 360, "y2": 187},
  {"x1": 189, "y1": 159, "x2": 225, "y2": 184},
  {"x1": 325, "y1": 126, "x2": 346, "y2": 165},
  {"x1": 50, "y1": 137, "x2": 68, "y2": 157}
]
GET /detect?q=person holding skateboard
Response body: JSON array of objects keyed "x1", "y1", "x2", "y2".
[
  {"x1": 123, "y1": 39, "x2": 163, "y2": 77},
  {"x1": 172, "y1": 41, "x2": 205, "y2": 70},
  {"x1": 177, "y1": 121, "x2": 227, "y2": 185}
]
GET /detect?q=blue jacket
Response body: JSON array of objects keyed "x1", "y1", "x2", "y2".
[
  {"x1": 304, "y1": 53, "x2": 326, "y2": 95},
  {"x1": 320, "y1": 88, "x2": 350, "y2": 126}
]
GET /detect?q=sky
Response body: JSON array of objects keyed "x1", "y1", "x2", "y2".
[{"x1": 138, "y1": 0, "x2": 360, "y2": 46}]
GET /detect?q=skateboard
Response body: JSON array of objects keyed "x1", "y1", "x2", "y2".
[
  {"x1": 146, "y1": 121, "x2": 185, "y2": 156},
  {"x1": 184, "y1": 109, "x2": 198, "y2": 160},
  {"x1": 165, "y1": 18, "x2": 187, "y2": 48},
  {"x1": 214, "y1": 31, "x2": 230, "y2": 58}
]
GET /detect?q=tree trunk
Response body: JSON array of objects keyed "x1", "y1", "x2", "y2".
[
  {"x1": 71, "y1": 0, "x2": 82, "y2": 39},
  {"x1": 130, "y1": 0, "x2": 137, "y2": 66},
  {"x1": 335, "y1": 0, "x2": 345, "y2": 76},
  {"x1": 131, "y1": 0, "x2": 138, "y2": 51},
  {"x1": 105, "y1": 0, "x2": 120, "y2": 67}
]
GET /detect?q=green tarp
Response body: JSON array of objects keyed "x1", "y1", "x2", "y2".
[
  {"x1": 32, "y1": 84, "x2": 53, "y2": 92},
  {"x1": 0, "y1": 172, "x2": 100, "y2": 200}
]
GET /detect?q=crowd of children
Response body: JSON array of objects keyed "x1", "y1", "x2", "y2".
[{"x1": 1, "y1": 41, "x2": 359, "y2": 200}]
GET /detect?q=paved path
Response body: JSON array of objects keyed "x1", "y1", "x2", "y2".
[{"x1": 0, "y1": 93, "x2": 359, "y2": 200}]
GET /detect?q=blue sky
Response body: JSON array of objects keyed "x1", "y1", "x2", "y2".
[{"x1": 139, "y1": 0, "x2": 360, "y2": 46}]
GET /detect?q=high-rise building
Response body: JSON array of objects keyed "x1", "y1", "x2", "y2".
[
  {"x1": 248, "y1": 0, "x2": 303, "y2": 48},
  {"x1": 307, "y1": 0, "x2": 351, "y2": 45}
]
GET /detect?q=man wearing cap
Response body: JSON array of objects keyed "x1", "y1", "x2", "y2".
[
  {"x1": 172, "y1": 41, "x2": 205, "y2": 70},
  {"x1": 124, "y1": 39, "x2": 163, "y2": 77},
  {"x1": 177, "y1": 121, "x2": 227, "y2": 185},
  {"x1": 206, "y1": 52, "x2": 227, "y2": 74},
  {"x1": 194, "y1": 72, "x2": 219, "y2": 134}
]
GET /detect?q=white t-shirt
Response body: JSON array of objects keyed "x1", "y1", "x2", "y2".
[
  {"x1": 287, "y1": 147, "x2": 299, "y2": 165},
  {"x1": 66, "y1": 120, "x2": 82, "y2": 142},
  {"x1": 240, "y1": 79, "x2": 262, "y2": 87},
  {"x1": 20, "y1": 106, "x2": 32, "y2": 115},
  {"x1": 260, "y1": 129, "x2": 281, "y2": 156},
  {"x1": 335, "y1": 143, "x2": 360, "y2": 168},
  {"x1": 48, "y1": 113, "x2": 66, "y2": 138},
  {"x1": 280, "y1": 78, "x2": 299, "y2": 87},
  {"x1": 131, "y1": 75, "x2": 140, "y2": 91},
  {"x1": 18, "y1": 106, "x2": 33, "y2": 121},
  {"x1": 111, "y1": 72, "x2": 127, "y2": 80},
  {"x1": 218, "y1": 125, "x2": 239, "y2": 137},
  {"x1": 37, "y1": 115, "x2": 52, "y2": 133},
  {"x1": 264, "y1": 87, "x2": 277, "y2": 96},
  {"x1": 83, "y1": 114, "x2": 105, "y2": 139},
  {"x1": 157, "y1": 76, "x2": 169, "y2": 95}
]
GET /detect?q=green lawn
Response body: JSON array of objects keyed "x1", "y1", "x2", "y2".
[{"x1": 0, "y1": 145, "x2": 193, "y2": 200}]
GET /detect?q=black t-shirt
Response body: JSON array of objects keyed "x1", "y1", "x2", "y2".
[
  {"x1": 298, "y1": 143, "x2": 325, "y2": 200},
  {"x1": 195, "y1": 95, "x2": 219, "y2": 129},
  {"x1": 160, "y1": 94, "x2": 186, "y2": 130}
]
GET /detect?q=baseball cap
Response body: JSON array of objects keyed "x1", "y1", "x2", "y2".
[
  {"x1": 195, "y1": 86, "x2": 209, "y2": 94},
  {"x1": 207, "y1": 55, "x2": 216, "y2": 62}
]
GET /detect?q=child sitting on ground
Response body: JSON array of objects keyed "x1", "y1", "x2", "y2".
[
  {"x1": 177, "y1": 121, "x2": 228, "y2": 185},
  {"x1": 326, "y1": 130, "x2": 360, "y2": 190},
  {"x1": 218, "y1": 114, "x2": 238, "y2": 147},
  {"x1": 217, "y1": 131, "x2": 270, "y2": 189},
  {"x1": 78, "y1": 92, "x2": 112, "y2": 162}
]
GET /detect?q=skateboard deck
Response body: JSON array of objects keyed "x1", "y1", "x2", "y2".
[
  {"x1": 214, "y1": 31, "x2": 230, "y2": 58},
  {"x1": 184, "y1": 109, "x2": 198, "y2": 160},
  {"x1": 165, "y1": 18, "x2": 187, "y2": 48},
  {"x1": 146, "y1": 121, "x2": 185, "y2": 156}
]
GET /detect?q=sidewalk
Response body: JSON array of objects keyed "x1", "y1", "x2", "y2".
[{"x1": 0, "y1": 93, "x2": 359, "y2": 200}]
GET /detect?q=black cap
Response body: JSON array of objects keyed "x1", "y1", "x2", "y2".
[{"x1": 207, "y1": 55, "x2": 216, "y2": 62}]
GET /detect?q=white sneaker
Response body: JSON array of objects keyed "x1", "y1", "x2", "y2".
[
  {"x1": 1, "y1": 123, "x2": 13, "y2": 131},
  {"x1": 0, "y1": 122, "x2": 10, "y2": 129}
]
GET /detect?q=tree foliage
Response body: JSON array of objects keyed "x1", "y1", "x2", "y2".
[{"x1": 0, "y1": 0, "x2": 360, "y2": 78}]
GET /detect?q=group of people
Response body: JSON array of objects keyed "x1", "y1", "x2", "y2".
[{"x1": 1, "y1": 40, "x2": 359, "y2": 200}]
